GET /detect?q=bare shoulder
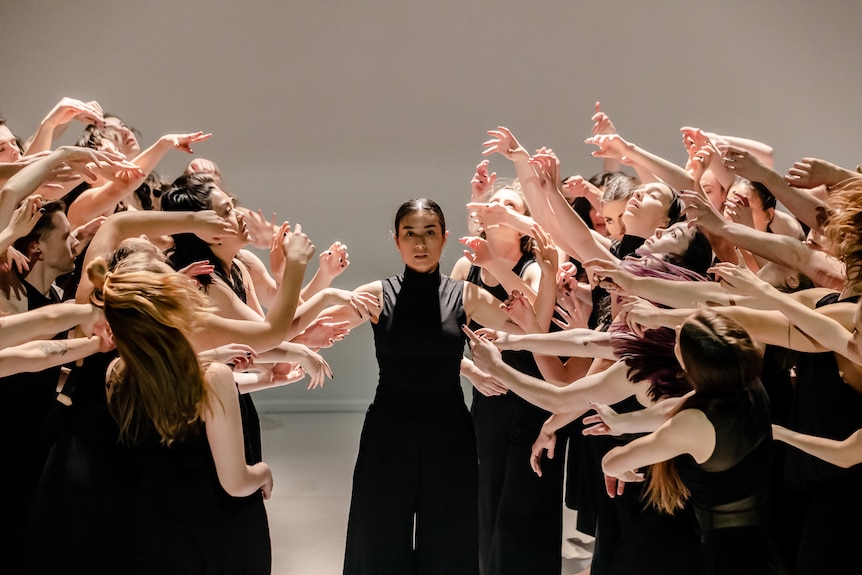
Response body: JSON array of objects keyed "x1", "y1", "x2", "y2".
[
  {"x1": 665, "y1": 408, "x2": 715, "y2": 463},
  {"x1": 450, "y1": 256, "x2": 471, "y2": 281}
]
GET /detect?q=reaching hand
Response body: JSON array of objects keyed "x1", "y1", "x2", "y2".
[
  {"x1": 281, "y1": 222, "x2": 315, "y2": 266},
  {"x1": 470, "y1": 159, "x2": 497, "y2": 202},
  {"x1": 294, "y1": 316, "x2": 351, "y2": 349},
  {"x1": 71, "y1": 216, "x2": 107, "y2": 254},
  {"x1": 528, "y1": 152, "x2": 561, "y2": 196},
  {"x1": 192, "y1": 210, "x2": 237, "y2": 244},
  {"x1": 582, "y1": 257, "x2": 634, "y2": 294},
  {"x1": 178, "y1": 260, "x2": 216, "y2": 286},
  {"x1": 459, "y1": 235, "x2": 496, "y2": 269},
  {"x1": 482, "y1": 126, "x2": 529, "y2": 162},
  {"x1": 618, "y1": 297, "x2": 666, "y2": 337},
  {"x1": 785, "y1": 157, "x2": 852, "y2": 189},
  {"x1": 462, "y1": 324, "x2": 505, "y2": 380},
  {"x1": 708, "y1": 253, "x2": 772, "y2": 301},
  {"x1": 465, "y1": 201, "x2": 520, "y2": 233},
  {"x1": 7, "y1": 194, "x2": 44, "y2": 239},
  {"x1": 531, "y1": 223, "x2": 559, "y2": 277},
  {"x1": 44, "y1": 97, "x2": 105, "y2": 128},
  {"x1": 603, "y1": 471, "x2": 643, "y2": 498},
  {"x1": 584, "y1": 134, "x2": 632, "y2": 162},
  {"x1": 561, "y1": 175, "x2": 601, "y2": 202},
  {"x1": 325, "y1": 288, "x2": 379, "y2": 320},
  {"x1": 591, "y1": 101, "x2": 616, "y2": 136},
  {"x1": 0, "y1": 246, "x2": 30, "y2": 275},
  {"x1": 501, "y1": 290, "x2": 539, "y2": 331},
  {"x1": 530, "y1": 429, "x2": 557, "y2": 477},
  {"x1": 723, "y1": 190, "x2": 755, "y2": 229},
  {"x1": 462, "y1": 357, "x2": 508, "y2": 397},
  {"x1": 719, "y1": 145, "x2": 772, "y2": 183},
  {"x1": 680, "y1": 189, "x2": 725, "y2": 234},
  {"x1": 239, "y1": 208, "x2": 278, "y2": 250},
  {"x1": 162, "y1": 132, "x2": 212, "y2": 154},
  {"x1": 582, "y1": 402, "x2": 628, "y2": 436},
  {"x1": 318, "y1": 241, "x2": 350, "y2": 280},
  {"x1": 553, "y1": 288, "x2": 590, "y2": 331},
  {"x1": 295, "y1": 345, "x2": 334, "y2": 390}
]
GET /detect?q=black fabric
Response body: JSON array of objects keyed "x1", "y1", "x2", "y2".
[
  {"x1": 676, "y1": 382, "x2": 786, "y2": 574},
  {"x1": 344, "y1": 266, "x2": 478, "y2": 575},
  {"x1": 0, "y1": 282, "x2": 66, "y2": 570},
  {"x1": 584, "y1": 395, "x2": 701, "y2": 575},
  {"x1": 782, "y1": 292, "x2": 862, "y2": 574},
  {"x1": 127, "y1": 412, "x2": 271, "y2": 574},
  {"x1": 466, "y1": 255, "x2": 564, "y2": 575}
]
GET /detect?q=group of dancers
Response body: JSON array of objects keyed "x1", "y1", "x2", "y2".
[{"x1": 0, "y1": 96, "x2": 860, "y2": 575}]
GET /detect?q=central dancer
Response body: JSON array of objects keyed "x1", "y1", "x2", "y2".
[{"x1": 328, "y1": 198, "x2": 546, "y2": 575}]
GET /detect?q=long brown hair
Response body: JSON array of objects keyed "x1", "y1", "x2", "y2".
[
  {"x1": 644, "y1": 309, "x2": 761, "y2": 514},
  {"x1": 91, "y1": 255, "x2": 213, "y2": 446}
]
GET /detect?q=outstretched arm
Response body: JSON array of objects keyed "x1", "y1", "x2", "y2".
[
  {"x1": 773, "y1": 425, "x2": 862, "y2": 469},
  {"x1": 720, "y1": 146, "x2": 829, "y2": 234}
]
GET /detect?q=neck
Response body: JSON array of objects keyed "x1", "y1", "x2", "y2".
[{"x1": 23, "y1": 263, "x2": 57, "y2": 297}]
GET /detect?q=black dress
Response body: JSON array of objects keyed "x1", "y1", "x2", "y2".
[
  {"x1": 466, "y1": 254, "x2": 565, "y2": 575},
  {"x1": 343, "y1": 265, "x2": 478, "y2": 575},
  {"x1": 782, "y1": 293, "x2": 862, "y2": 574},
  {"x1": 127, "y1": 415, "x2": 271, "y2": 574},
  {"x1": 675, "y1": 382, "x2": 786, "y2": 575}
]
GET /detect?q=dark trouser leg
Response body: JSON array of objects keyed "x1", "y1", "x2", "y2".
[{"x1": 344, "y1": 406, "x2": 420, "y2": 575}]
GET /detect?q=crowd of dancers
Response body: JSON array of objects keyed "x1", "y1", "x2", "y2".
[{"x1": 0, "y1": 96, "x2": 860, "y2": 575}]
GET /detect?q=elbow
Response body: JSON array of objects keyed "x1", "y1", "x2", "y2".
[{"x1": 217, "y1": 472, "x2": 258, "y2": 498}]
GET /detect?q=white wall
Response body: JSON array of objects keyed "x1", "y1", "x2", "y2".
[{"x1": 2, "y1": 0, "x2": 860, "y2": 411}]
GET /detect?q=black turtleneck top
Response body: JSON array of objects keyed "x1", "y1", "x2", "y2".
[{"x1": 371, "y1": 265, "x2": 467, "y2": 410}]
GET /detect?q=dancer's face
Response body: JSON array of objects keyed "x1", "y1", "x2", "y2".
[{"x1": 394, "y1": 210, "x2": 447, "y2": 273}]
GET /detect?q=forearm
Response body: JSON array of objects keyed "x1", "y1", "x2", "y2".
[
  {"x1": 774, "y1": 426, "x2": 862, "y2": 469},
  {"x1": 25, "y1": 119, "x2": 65, "y2": 156},
  {"x1": 626, "y1": 144, "x2": 693, "y2": 191},
  {"x1": 759, "y1": 170, "x2": 827, "y2": 233},
  {"x1": 533, "y1": 355, "x2": 592, "y2": 386},
  {"x1": 0, "y1": 336, "x2": 101, "y2": 377},
  {"x1": 625, "y1": 276, "x2": 737, "y2": 309},
  {"x1": 0, "y1": 149, "x2": 66, "y2": 220},
  {"x1": 0, "y1": 302, "x2": 96, "y2": 348},
  {"x1": 501, "y1": 330, "x2": 616, "y2": 359},
  {"x1": 300, "y1": 268, "x2": 334, "y2": 301}
]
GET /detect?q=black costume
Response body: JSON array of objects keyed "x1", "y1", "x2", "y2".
[
  {"x1": 466, "y1": 255, "x2": 564, "y2": 575},
  {"x1": 783, "y1": 293, "x2": 862, "y2": 574},
  {"x1": 0, "y1": 282, "x2": 65, "y2": 570},
  {"x1": 127, "y1": 411, "x2": 271, "y2": 574},
  {"x1": 676, "y1": 381, "x2": 786, "y2": 575},
  {"x1": 343, "y1": 266, "x2": 478, "y2": 575}
]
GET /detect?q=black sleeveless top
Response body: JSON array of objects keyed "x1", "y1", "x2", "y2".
[
  {"x1": 465, "y1": 252, "x2": 542, "y2": 379},
  {"x1": 676, "y1": 382, "x2": 773, "y2": 530},
  {"x1": 784, "y1": 292, "x2": 862, "y2": 489},
  {"x1": 371, "y1": 265, "x2": 467, "y2": 410}
]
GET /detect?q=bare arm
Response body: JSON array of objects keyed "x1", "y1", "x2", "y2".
[
  {"x1": 0, "y1": 336, "x2": 104, "y2": 377},
  {"x1": 204, "y1": 363, "x2": 273, "y2": 498},
  {"x1": 773, "y1": 425, "x2": 862, "y2": 469}
]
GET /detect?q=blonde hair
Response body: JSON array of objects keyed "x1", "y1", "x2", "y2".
[{"x1": 91, "y1": 255, "x2": 213, "y2": 446}]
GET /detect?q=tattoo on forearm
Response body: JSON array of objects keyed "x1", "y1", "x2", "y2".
[{"x1": 39, "y1": 341, "x2": 70, "y2": 357}]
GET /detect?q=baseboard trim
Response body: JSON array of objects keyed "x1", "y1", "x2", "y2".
[{"x1": 254, "y1": 398, "x2": 369, "y2": 413}]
